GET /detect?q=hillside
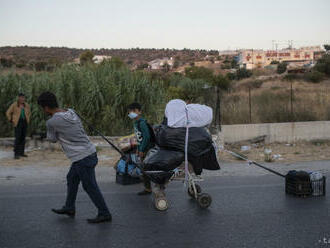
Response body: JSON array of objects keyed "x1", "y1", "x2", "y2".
[{"x1": 0, "y1": 46, "x2": 220, "y2": 67}]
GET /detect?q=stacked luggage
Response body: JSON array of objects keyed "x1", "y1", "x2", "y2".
[
  {"x1": 115, "y1": 135, "x2": 142, "y2": 185},
  {"x1": 143, "y1": 99, "x2": 220, "y2": 175}
]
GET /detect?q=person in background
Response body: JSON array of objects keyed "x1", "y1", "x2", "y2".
[
  {"x1": 6, "y1": 93, "x2": 31, "y2": 159},
  {"x1": 37, "y1": 91, "x2": 112, "y2": 224},
  {"x1": 127, "y1": 102, "x2": 153, "y2": 195}
]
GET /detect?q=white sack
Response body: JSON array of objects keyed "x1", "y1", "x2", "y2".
[{"x1": 165, "y1": 99, "x2": 213, "y2": 128}]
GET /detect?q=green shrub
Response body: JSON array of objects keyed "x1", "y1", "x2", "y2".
[
  {"x1": 236, "y1": 68, "x2": 252, "y2": 80},
  {"x1": 283, "y1": 74, "x2": 301, "y2": 81},
  {"x1": 314, "y1": 54, "x2": 330, "y2": 76},
  {"x1": 0, "y1": 58, "x2": 14, "y2": 68},
  {"x1": 245, "y1": 80, "x2": 263, "y2": 89},
  {"x1": 304, "y1": 71, "x2": 325, "y2": 83},
  {"x1": 277, "y1": 62, "x2": 287, "y2": 74}
]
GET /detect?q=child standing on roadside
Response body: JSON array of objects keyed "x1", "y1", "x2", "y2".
[{"x1": 127, "y1": 102, "x2": 154, "y2": 195}]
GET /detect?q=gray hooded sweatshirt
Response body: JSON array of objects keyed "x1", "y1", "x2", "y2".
[{"x1": 46, "y1": 109, "x2": 96, "y2": 162}]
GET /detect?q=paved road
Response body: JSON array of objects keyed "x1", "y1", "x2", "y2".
[{"x1": 0, "y1": 173, "x2": 329, "y2": 248}]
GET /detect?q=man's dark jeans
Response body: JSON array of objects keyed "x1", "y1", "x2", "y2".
[
  {"x1": 14, "y1": 118, "x2": 27, "y2": 156},
  {"x1": 64, "y1": 153, "x2": 110, "y2": 216}
]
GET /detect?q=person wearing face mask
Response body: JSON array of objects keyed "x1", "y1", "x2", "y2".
[{"x1": 127, "y1": 102, "x2": 154, "y2": 195}]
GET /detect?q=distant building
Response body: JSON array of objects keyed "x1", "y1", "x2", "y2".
[
  {"x1": 148, "y1": 57, "x2": 174, "y2": 70},
  {"x1": 73, "y1": 55, "x2": 112, "y2": 64},
  {"x1": 218, "y1": 50, "x2": 240, "y2": 56},
  {"x1": 238, "y1": 46, "x2": 324, "y2": 70},
  {"x1": 93, "y1": 55, "x2": 112, "y2": 64}
]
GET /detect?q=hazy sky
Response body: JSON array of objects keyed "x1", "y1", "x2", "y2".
[{"x1": 1, "y1": 0, "x2": 329, "y2": 50}]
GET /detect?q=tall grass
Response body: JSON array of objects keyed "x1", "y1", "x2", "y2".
[
  {"x1": 1, "y1": 63, "x2": 330, "y2": 138},
  {"x1": 0, "y1": 62, "x2": 167, "y2": 137},
  {"x1": 221, "y1": 83, "x2": 330, "y2": 124}
]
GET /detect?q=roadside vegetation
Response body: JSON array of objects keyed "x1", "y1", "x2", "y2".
[{"x1": 0, "y1": 47, "x2": 330, "y2": 137}]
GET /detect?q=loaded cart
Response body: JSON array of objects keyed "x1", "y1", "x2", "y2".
[
  {"x1": 78, "y1": 100, "x2": 220, "y2": 211},
  {"x1": 139, "y1": 99, "x2": 220, "y2": 211}
]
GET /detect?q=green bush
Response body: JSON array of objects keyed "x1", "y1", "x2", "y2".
[
  {"x1": 304, "y1": 71, "x2": 325, "y2": 83},
  {"x1": 283, "y1": 74, "x2": 302, "y2": 81},
  {"x1": 277, "y1": 62, "x2": 287, "y2": 74},
  {"x1": 236, "y1": 68, "x2": 252, "y2": 80},
  {"x1": 314, "y1": 54, "x2": 330, "y2": 76},
  {"x1": 0, "y1": 58, "x2": 14, "y2": 68},
  {"x1": 247, "y1": 80, "x2": 263, "y2": 89}
]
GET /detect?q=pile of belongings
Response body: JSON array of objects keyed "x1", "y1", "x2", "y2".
[
  {"x1": 118, "y1": 134, "x2": 137, "y2": 152},
  {"x1": 116, "y1": 153, "x2": 142, "y2": 178},
  {"x1": 143, "y1": 99, "x2": 220, "y2": 175}
]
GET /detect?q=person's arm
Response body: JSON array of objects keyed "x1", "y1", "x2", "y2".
[
  {"x1": 138, "y1": 120, "x2": 151, "y2": 153},
  {"x1": 46, "y1": 121, "x2": 57, "y2": 143},
  {"x1": 5, "y1": 104, "x2": 14, "y2": 123},
  {"x1": 25, "y1": 103, "x2": 31, "y2": 120}
]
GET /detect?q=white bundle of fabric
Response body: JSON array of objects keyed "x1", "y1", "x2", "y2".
[
  {"x1": 165, "y1": 99, "x2": 213, "y2": 128},
  {"x1": 164, "y1": 99, "x2": 214, "y2": 184}
]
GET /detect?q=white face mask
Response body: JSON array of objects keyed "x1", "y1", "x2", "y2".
[{"x1": 128, "y1": 112, "x2": 138, "y2": 119}]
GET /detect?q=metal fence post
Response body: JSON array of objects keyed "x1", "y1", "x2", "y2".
[
  {"x1": 290, "y1": 82, "x2": 293, "y2": 121},
  {"x1": 249, "y1": 87, "x2": 252, "y2": 123}
]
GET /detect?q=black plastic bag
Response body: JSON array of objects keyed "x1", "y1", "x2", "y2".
[
  {"x1": 144, "y1": 171, "x2": 175, "y2": 185},
  {"x1": 189, "y1": 145, "x2": 220, "y2": 175},
  {"x1": 143, "y1": 147, "x2": 184, "y2": 171},
  {"x1": 155, "y1": 125, "x2": 213, "y2": 157}
]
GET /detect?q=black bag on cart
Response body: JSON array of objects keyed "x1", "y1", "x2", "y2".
[
  {"x1": 143, "y1": 147, "x2": 184, "y2": 171},
  {"x1": 189, "y1": 145, "x2": 220, "y2": 175},
  {"x1": 155, "y1": 125, "x2": 213, "y2": 157}
]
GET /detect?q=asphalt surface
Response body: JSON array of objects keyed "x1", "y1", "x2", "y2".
[{"x1": 0, "y1": 172, "x2": 329, "y2": 248}]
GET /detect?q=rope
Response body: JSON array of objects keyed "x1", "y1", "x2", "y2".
[{"x1": 221, "y1": 148, "x2": 286, "y2": 178}]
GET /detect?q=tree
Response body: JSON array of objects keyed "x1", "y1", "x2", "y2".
[
  {"x1": 162, "y1": 62, "x2": 171, "y2": 73},
  {"x1": 226, "y1": 72, "x2": 236, "y2": 81},
  {"x1": 0, "y1": 57, "x2": 14, "y2": 68},
  {"x1": 231, "y1": 59, "x2": 238, "y2": 69},
  {"x1": 236, "y1": 68, "x2": 252, "y2": 80},
  {"x1": 79, "y1": 50, "x2": 94, "y2": 65},
  {"x1": 185, "y1": 66, "x2": 213, "y2": 83},
  {"x1": 314, "y1": 54, "x2": 330, "y2": 76},
  {"x1": 212, "y1": 74, "x2": 231, "y2": 131},
  {"x1": 34, "y1": 61, "x2": 47, "y2": 71},
  {"x1": 109, "y1": 57, "x2": 126, "y2": 69},
  {"x1": 324, "y1": 44, "x2": 330, "y2": 51},
  {"x1": 137, "y1": 63, "x2": 149, "y2": 70},
  {"x1": 277, "y1": 62, "x2": 287, "y2": 74},
  {"x1": 173, "y1": 60, "x2": 180, "y2": 69}
]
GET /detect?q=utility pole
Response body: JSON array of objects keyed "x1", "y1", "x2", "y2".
[
  {"x1": 290, "y1": 82, "x2": 293, "y2": 121},
  {"x1": 249, "y1": 87, "x2": 252, "y2": 123}
]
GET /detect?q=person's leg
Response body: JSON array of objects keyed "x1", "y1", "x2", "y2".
[
  {"x1": 143, "y1": 175, "x2": 152, "y2": 190},
  {"x1": 64, "y1": 164, "x2": 81, "y2": 211},
  {"x1": 20, "y1": 120, "x2": 27, "y2": 156},
  {"x1": 14, "y1": 119, "x2": 23, "y2": 158},
  {"x1": 137, "y1": 175, "x2": 152, "y2": 195},
  {"x1": 76, "y1": 154, "x2": 110, "y2": 217},
  {"x1": 51, "y1": 164, "x2": 79, "y2": 217}
]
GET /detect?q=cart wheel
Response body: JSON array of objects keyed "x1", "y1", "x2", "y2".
[
  {"x1": 188, "y1": 184, "x2": 202, "y2": 198},
  {"x1": 154, "y1": 197, "x2": 168, "y2": 211},
  {"x1": 197, "y1": 193, "x2": 212, "y2": 209}
]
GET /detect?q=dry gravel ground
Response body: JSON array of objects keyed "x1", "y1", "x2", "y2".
[
  {"x1": 1, "y1": 140, "x2": 330, "y2": 167},
  {"x1": 220, "y1": 140, "x2": 330, "y2": 163},
  {"x1": 0, "y1": 147, "x2": 120, "y2": 167}
]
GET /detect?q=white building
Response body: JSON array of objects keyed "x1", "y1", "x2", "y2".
[
  {"x1": 148, "y1": 57, "x2": 174, "y2": 70},
  {"x1": 238, "y1": 46, "x2": 324, "y2": 70},
  {"x1": 93, "y1": 55, "x2": 112, "y2": 64}
]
